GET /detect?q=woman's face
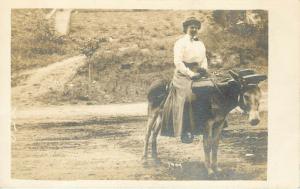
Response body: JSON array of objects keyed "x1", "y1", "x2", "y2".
[{"x1": 186, "y1": 24, "x2": 199, "y2": 36}]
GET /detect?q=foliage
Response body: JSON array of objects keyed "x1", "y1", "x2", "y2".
[
  {"x1": 80, "y1": 37, "x2": 108, "y2": 57},
  {"x1": 12, "y1": 10, "x2": 268, "y2": 104},
  {"x1": 212, "y1": 10, "x2": 268, "y2": 55},
  {"x1": 11, "y1": 9, "x2": 78, "y2": 72}
]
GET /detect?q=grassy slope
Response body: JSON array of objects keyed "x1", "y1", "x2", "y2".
[
  {"x1": 11, "y1": 9, "x2": 79, "y2": 72},
  {"x1": 12, "y1": 10, "x2": 268, "y2": 105}
]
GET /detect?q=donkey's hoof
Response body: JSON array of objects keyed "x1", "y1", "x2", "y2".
[
  {"x1": 212, "y1": 166, "x2": 222, "y2": 173},
  {"x1": 207, "y1": 168, "x2": 215, "y2": 177},
  {"x1": 208, "y1": 174, "x2": 218, "y2": 180}
]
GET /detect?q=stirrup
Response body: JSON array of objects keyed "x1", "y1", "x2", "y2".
[{"x1": 181, "y1": 132, "x2": 194, "y2": 144}]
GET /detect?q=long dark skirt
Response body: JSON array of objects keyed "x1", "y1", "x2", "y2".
[{"x1": 160, "y1": 71, "x2": 207, "y2": 139}]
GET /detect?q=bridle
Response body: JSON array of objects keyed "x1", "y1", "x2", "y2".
[
  {"x1": 238, "y1": 89, "x2": 250, "y2": 113},
  {"x1": 210, "y1": 77, "x2": 248, "y2": 112},
  {"x1": 210, "y1": 70, "x2": 265, "y2": 114},
  {"x1": 227, "y1": 70, "x2": 261, "y2": 114}
]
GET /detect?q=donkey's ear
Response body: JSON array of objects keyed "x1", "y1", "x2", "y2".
[
  {"x1": 228, "y1": 80, "x2": 241, "y2": 92},
  {"x1": 229, "y1": 70, "x2": 240, "y2": 81},
  {"x1": 243, "y1": 74, "x2": 267, "y2": 84},
  {"x1": 238, "y1": 69, "x2": 255, "y2": 77},
  {"x1": 259, "y1": 75, "x2": 267, "y2": 82},
  {"x1": 245, "y1": 83, "x2": 257, "y2": 90}
]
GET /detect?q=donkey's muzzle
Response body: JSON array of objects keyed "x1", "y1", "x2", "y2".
[{"x1": 250, "y1": 118, "x2": 260, "y2": 126}]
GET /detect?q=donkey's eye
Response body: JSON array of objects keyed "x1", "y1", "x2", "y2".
[{"x1": 244, "y1": 95, "x2": 250, "y2": 100}]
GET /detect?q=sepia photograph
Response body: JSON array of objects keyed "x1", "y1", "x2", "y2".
[{"x1": 10, "y1": 9, "x2": 269, "y2": 181}]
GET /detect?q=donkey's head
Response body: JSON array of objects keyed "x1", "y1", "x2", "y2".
[
  {"x1": 240, "y1": 85, "x2": 262, "y2": 125},
  {"x1": 229, "y1": 69, "x2": 267, "y2": 126}
]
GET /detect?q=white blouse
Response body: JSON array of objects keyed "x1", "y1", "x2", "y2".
[{"x1": 173, "y1": 34, "x2": 208, "y2": 77}]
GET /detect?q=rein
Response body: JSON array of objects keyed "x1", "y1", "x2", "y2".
[
  {"x1": 210, "y1": 78, "x2": 225, "y2": 100},
  {"x1": 211, "y1": 77, "x2": 248, "y2": 113}
]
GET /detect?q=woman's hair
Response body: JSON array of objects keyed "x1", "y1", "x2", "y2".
[{"x1": 182, "y1": 17, "x2": 201, "y2": 33}]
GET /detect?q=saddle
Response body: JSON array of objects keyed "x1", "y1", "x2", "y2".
[
  {"x1": 191, "y1": 78, "x2": 216, "y2": 95},
  {"x1": 148, "y1": 78, "x2": 224, "y2": 105}
]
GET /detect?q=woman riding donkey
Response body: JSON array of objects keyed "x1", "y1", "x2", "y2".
[
  {"x1": 143, "y1": 16, "x2": 267, "y2": 178},
  {"x1": 160, "y1": 17, "x2": 210, "y2": 143},
  {"x1": 143, "y1": 17, "x2": 266, "y2": 177},
  {"x1": 142, "y1": 16, "x2": 212, "y2": 162}
]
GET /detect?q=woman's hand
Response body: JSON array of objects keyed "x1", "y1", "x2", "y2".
[
  {"x1": 191, "y1": 72, "x2": 201, "y2": 80},
  {"x1": 197, "y1": 68, "x2": 207, "y2": 75}
]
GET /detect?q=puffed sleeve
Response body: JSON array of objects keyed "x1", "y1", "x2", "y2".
[
  {"x1": 174, "y1": 40, "x2": 195, "y2": 78},
  {"x1": 199, "y1": 42, "x2": 208, "y2": 70}
]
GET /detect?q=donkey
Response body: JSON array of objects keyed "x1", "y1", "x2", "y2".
[{"x1": 142, "y1": 69, "x2": 267, "y2": 176}]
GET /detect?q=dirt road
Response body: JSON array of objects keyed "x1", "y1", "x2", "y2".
[
  {"x1": 12, "y1": 90, "x2": 267, "y2": 124},
  {"x1": 12, "y1": 110, "x2": 267, "y2": 180}
]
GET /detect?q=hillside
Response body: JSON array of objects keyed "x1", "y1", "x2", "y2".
[{"x1": 11, "y1": 9, "x2": 268, "y2": 106}]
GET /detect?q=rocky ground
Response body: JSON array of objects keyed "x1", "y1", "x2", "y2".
[{"x1": 12, "y1": 111, "x2": 267, "y2": 180}]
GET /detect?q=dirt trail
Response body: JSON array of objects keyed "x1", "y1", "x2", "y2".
[{"x1": 12, "y1": 55, "x2": 86, "y2": 107}]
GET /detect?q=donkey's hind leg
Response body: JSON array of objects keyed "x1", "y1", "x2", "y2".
[
  {"x1": 203, "y1": 120, "x2": 214, "y2": 176},
  {"x1": 211, "y1": 121, "x2": 226, "y2": 173},
  {"x1": 142, "y1": 106, "x2": 159, "y2": 161},
  {"x1": 151, "y1": 112, "x2": 162, "y2": 163}
]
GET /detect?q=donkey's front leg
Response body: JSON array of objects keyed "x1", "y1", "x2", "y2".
[
  {"x1": 211, "y1": 121, "x2": 225, "y2": 173},
  {"x1": 203, "y1": 120, "x2": 214, "y2": 176}
]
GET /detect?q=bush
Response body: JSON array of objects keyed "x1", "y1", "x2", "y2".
[
  {"x1": 24, "y1": 13, "x2": 66, "y2": 56},
  {"x1": 11, "y1": 9, "x2": 77, "y2": 71},
  {"x1": 210, "y1": 10, "x2": 268, "y2": 64}
]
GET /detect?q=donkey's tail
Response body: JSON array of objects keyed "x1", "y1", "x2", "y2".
[{"x1": 147, "y1": 79, "x2": 170, "y2": 111}]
